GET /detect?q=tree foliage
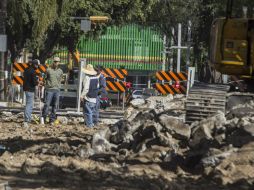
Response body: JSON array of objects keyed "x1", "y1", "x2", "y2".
[
  {"x1": 6, "y1": 0, "x2": 254, "y2": 64},
  {"x1": 6, "y1": 0, "x2": 156, "y2": 63},
  {"x1": 146, "y1": 0, "x2": 254, "y2": 67}
]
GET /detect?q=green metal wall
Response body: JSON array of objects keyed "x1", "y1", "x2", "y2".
[{"x1": 50, "y1": 24, "x2": 164, "y2": 71}]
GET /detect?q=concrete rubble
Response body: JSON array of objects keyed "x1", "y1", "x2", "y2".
[{"x1": 0, "y1": 95, "x2": 253, "y2": 189}]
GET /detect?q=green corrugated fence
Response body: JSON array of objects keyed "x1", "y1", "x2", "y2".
[{"x1": 48, "y1": 24, "x2": 164, "y2": 71}]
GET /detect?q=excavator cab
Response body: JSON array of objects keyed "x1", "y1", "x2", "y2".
[
  {"x1": 210, "y1": 0, "x2": 254, "y2": 77},
  {"x1": 186, "y1": 0, "x2": 254, "y2": 124}
]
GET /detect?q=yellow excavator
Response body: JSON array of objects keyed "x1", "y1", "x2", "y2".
[
  {"x1": 186, "y1": 0, "x2": 254, "y2": 123},
  {"x1": 211, "y1": 0, "x2": 254, "y2": 79}
]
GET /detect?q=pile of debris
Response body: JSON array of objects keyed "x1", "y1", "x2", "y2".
[
  {"x1": 0, "y1": 95, "x2": 253, "y2": 189},
  {"x1": 91, "y1": 95, "x2": 254, "y2": 188}
]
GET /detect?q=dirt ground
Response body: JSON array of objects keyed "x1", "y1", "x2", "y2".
[
  {"x1": 0, "y1": 121, "x2": 251, "y2": 190},
  {"x1": 0, "y1": 95, "x2": 254, "y2": 190}
]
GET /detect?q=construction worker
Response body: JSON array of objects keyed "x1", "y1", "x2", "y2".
[
  {"x1": 94, "y1": 65, "x2": 107, "y2": 125},
  {"x1": 81, "y1": 64, "x2": 99, "y2": 128},
  {"x1": 23, "y1": 59, "x2": 40, "y2": 127},
  {"x1": 42, "y1": 57, "x2": 63, "y2": 124}
]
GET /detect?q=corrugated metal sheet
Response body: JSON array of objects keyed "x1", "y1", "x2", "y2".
[{"x1": 49, "y1": 24, "x2": 164, "y2": 71}]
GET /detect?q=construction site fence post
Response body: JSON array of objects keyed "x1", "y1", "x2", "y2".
[
  {"x1": 187, "y1": 67, "x2": 195, "y2": 96},
  {"x1": 122, "y1": 78, "x2": 126, "y2": 111},
  {"x1": 77, "y1": 59, "x2": 86, "y2": 113}
]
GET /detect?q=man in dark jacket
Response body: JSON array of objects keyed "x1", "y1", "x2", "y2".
[{"x1": 23, "y1": 60, "x2": 39, "y2": 125}]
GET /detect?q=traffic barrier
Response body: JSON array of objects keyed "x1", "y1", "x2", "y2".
[
  {"x1": 13, "y1": 62, "x2": 48, "y2": 74},
  {"x1": 102, "y1": 68, "x2": 127, "y2": 80},
  {"x1": 154, "y1": 83, "x2": 187, "y2": 95},
  {"x1": 12, "y1": 63, "x2": 48, "y2": 85},
  {"x1": 12, "y1": 63, "x2": 128, "y2": 92},
  {"x1": 12, "y1": 76, "x2": 24, "y2": 85},
  {"x1": 155, "y1": 70, "x2": 188, "y2": 95},
  {"x1": 106, "y1": 80, "x2": 126, "y2": 92},
  {"x1": 12, "y1": 75, "x2": 44, "y2": 85},
  {"x1": 156, "y1": 70, "x2": 187, "y2": 81},
  {"x1": 13, "y1": 62, "x2": 28, "y2": 72}
]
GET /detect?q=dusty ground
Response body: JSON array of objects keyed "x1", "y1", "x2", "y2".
[
  {"x1": 0, "y1": 122, "x2": 234, "y2": 190},
  {"x1": 0, "y1": 96, "x2": 253, "y2": 190}
]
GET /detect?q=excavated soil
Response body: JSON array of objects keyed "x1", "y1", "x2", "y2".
[{"x1": 0, "y1": 95, "x2": 253, "y2": 190}]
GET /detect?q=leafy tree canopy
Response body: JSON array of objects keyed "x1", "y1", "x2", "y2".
[
  {"x1": 6, "y1": 0, "x2": 254, "y2": 64},
  {"x1": 7, "y1": 0, "x2": 156, "y2": 63}
]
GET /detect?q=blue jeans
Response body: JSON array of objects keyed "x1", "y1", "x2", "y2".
[
  {"x1": 93, "y1": 96, "x2": 100, "y2": 125},
  {"x1": 83, "y1": 101, "x2": 96, "y2": 127},
  {"x1": 42, "y1": 89, "x2": 60, "y2": 122},
  {"x1": 24, "y1": 91, "x2": 34, "y2": 122}
]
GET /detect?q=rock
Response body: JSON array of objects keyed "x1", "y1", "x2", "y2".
[
  {"x1": 211, "y1": 142, "x2": 254, "y2": 187},
  {"x1": 1, "y1": 112, "x2": 12, "y2": 117},
  {"x1": 145, "y1": 95, "x2": 174, "y2": 111},
  {"x1": 227, "y1": 107, "x2": 254, "y2": 120},
  {"x1": 131, "y1": 145, "x2": 170, "y2": 163},
  {"x1": 129, "y1": 121, "x2": 162, "y2": 153},
  {"x1": 157, "y1": 132, "x2": 179, "y2": 150},
  {"x1": 16, "y1": 112, "x2": 24, "y2": 118},
  {"x1": 242, "y1": 124, "x2": 254, "y2": 136},
  {"x1": 238, "y1": 117, "x2": 251, "y2": 127},
  {"x1": 132, "y1": 109, "x2": 157, "y2": 123},
  {"x1": 100, "y1": 118, "x2": 119, "y2": 125},
  {"x1": 174, "y1": 94, "x2": 185, "y2": 99},
  {"x1": 92, "y1": 129, "x2": 116, "y2": 153},
  {"x1": 201, "y1": 149, "x2": 235, "y2": 167},
  {"x1": 124, "y1": 107, "x2": 141, "y2": 122},
  {"x1": 110, "y1": 120, "x2": 131, "y2": 144},
  {"x1": 190, "y1": 111, "x2": 227, "y2": 147},
  {"x1": 78, "y1": 144, "x2": 94, "y2": 158},
  {"x1": 21, "y1": 157, "x2": 43, "y2": 175},
  {"x1": 214, "y1": 133, "x2": 226, "y2": 145},
  {"x1": 225, "y1": 118, "x2": 239, "y2": 128},
  {"x1": 111, "y1": 110, "x2": 158, "y2": 145},
  {"x1": 190, "y1": 124, "x2": 213, "y2": 148},
  {"x1": 57, "y1": 116, "x2": 68, "y2": 125},
  {"x1": 226, "y1": 124, "x2": 254, "y2": 147},
  {"x1": 159, "y1": 114, "x2": 190, "y2": 140},
  {"x1": 130, "y1": 99, "x2": 146, "y2": 107}
]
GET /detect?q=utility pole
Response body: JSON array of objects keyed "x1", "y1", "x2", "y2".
[
  {"x1": 162, "y1": 35, "x2": 167, "y2": 71},
  {"x1": 177, "y1": 23, "x2": 182, "y2": 73},
  {"x1": 169, "y1": 23, "x2": 192, "y2": 73},
  {"x1": 0, "y1": 0, "x2": 7, "y2": 101},
  {"x1": 169, "y1": 28, "x2": 174, "y2": 71},
  {"x1": 186, "y1": 20, "x2": 192, "y2": 70}
]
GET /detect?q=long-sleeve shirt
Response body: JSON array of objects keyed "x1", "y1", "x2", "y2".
[
  {"x1": 45, "y1": 68, "x2": 63, "y2": 90},
  {"x1": 81, "y1": 75, "x2": 99, "y2": 103},
  {"x1": 23, "y1": 66, "x2": 38, "y2": 92}
]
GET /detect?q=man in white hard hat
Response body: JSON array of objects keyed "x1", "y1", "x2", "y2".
[
  {"x1": 42, "y1": 57, "x2": 63, "y2": 124},
  {"x1": 81, "y1": 64, "x2": 99, "y2": 128}
]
